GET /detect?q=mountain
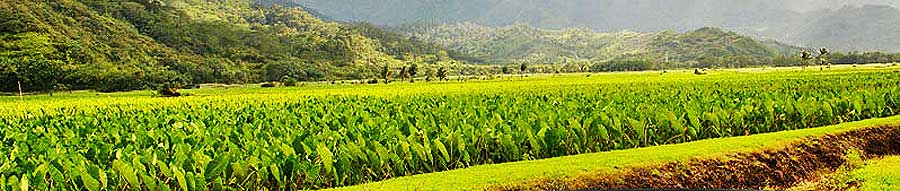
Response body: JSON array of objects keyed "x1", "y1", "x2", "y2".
[
  {"x1": 0, "y1": 0, "x2": 463, "y2": 92},
  {"x1": 776, "y1": 5, "x2": 900, "y2": 52},
  {"x1": 398, "y1": 23, "x2": 797, "y2": 67},
  {"x1": 346, "y1": 22, "x2": 486, "y2": 64},
  {"x1": 293, "y1": 0, "x2": 900, "y2": 52}
]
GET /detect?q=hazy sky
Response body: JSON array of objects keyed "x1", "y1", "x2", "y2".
[
  {"x1": 780, "y1": 0, "x2": 900, "y2": 12},
  {"x1": 290, "y1": 0, "x2": 900, "y2": 52}
]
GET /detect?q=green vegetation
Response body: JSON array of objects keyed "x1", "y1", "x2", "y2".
[
  {"x1": 852, "y1": 156, "x2": 900, "y2": 191},
  {"x1": 2, "y1": 67, "x2": 899, "y2": 190},
  {"x1": 330, "y1": 115, "x2": 900, "y2": 191},
  {"x1": 0, "y1": 0, "x2": 467, "y2": 93},
  {"x1": 400, "y1": 22, "x2": 900, "y2": 71},
  {"x1": 6, "y1": 0, "x2": 900, "y2": 94},
  {"x1": 4, "y1": 1, "x2": 900, "y2": 190},
  {"x1": 831, "y1": 51, "x2": 900, "y2": 65},
  {"x1": 346, "y1": 22, "x2": 485, "y2": 64},
  {"x1": 398, "y1": 23, "x2": 811, "y2": 69}
]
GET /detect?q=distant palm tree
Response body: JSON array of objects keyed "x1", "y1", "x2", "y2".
[
  {"x1": 399, "y1": 66, "x2": 409, "y2": 82},
  {"x1": 818, "y1": 48, "x2": 831, "y2": 69},
  {"x1": 381, "y1": 64, "x2": 392, "y2": 82},
  {"x1": 436, "y1": 67, "x2": 448, "y2": 81},
  {"x1": 519, "y1": 63, "x2": 528, "y2": 77},
  {"x1": 800, "y1": 50, "x2": 813, "y2": 69},
  {"x1": 408, "y1": 64, "x2": 418, "y2": 82}
]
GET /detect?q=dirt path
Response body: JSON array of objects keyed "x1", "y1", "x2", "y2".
[{"x1": 494, "y1": 125, "x2": 900, "y2": 191}]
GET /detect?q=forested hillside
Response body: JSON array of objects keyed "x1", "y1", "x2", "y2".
[
  {"x1": 399, "y1": 23, "x2": 797, "y2": 69},
  {"x1": 0, "y1": 0, "x2": 461, "y2": 93}
]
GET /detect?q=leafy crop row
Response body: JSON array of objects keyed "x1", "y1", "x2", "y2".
[{"x1": 2, "y1": 71, "x2": 899, "y2": 190}]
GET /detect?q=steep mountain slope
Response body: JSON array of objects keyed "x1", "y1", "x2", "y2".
[
  {"x1": 0, "y1": 0, "x2": 463, "y2": 92},
  {"x1": 399, "y1": 23, "x2": 796, "y2": 67}
]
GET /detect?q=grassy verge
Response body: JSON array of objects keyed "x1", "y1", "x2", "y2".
[
  {"x1": 853, "y1": 156, "x2": 900, "y2": 191},
  {"x1": 325, "y1": 115, "x2": 900, "y2": 191}
]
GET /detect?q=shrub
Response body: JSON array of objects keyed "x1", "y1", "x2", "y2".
[
  {"x1": 156, "y1": 82, "x2": 181, "y2": 97},
  {"x1": 261, "y1": 83, "x2": 276, "y2": 88},
  {"x1": 282, "y1": 76, "x2": 298, "y2": 87}
]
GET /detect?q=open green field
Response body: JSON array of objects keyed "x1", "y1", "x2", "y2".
[{"x1": 2, "y1": 66, "x2": 900, "y2": 190}]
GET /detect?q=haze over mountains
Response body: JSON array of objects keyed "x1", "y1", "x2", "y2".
[
  {"x1": 396, "y1": 23, "x2": 796, "y2": 65},
  {"x1": 293, "y1": 0, "x2": 900, "y2": 52}
]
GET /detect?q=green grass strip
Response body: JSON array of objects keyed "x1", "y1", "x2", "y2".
[
  {"x1": 853, "y1": 156, "x2": 900, "y2": 191},
  {"x1": 325, "y1": 115, "x2": 900, "y2": 191}
]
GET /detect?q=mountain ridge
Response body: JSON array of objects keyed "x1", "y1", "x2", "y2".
[
  {"x1": 396, "y1": 22, "x2": 798, "y2": 67},
  {"x1": 293, "y1": 0, "x2": 900, "y2": 52}
]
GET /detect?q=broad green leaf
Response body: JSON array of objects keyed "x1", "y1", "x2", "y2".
[
  {"x1": 173, "y1": 165, "x2": 187, "y2": 191},
  {"x1": 269, "y1": 164, "x2": 282, "y2": 186},
  {"x1": 80, "y1": 170, "x2": 99, "y2": 191},
  {"x1": 280, "y1": 143, "x2": 295, "y2": 156},
  {"x1": 433, "y1": 139, "x2": 450, "y2": 163},
  {"x1": 204, "y1": 155, "x2": 229, "y2": 181},
  {"x1": 113, "y1": 160, "x2": 140, "y2": 188},
  {"x1": 18, "y1": 176, "x2": 27, "y2": 191},
  {"x1": 158, "y1": 162, "x2": 173, "y2": 179},
  {"x1": 98, "y1": 169, "x2": 107, "y2": 189},
  {"x1": 316, "y1": 144, "x2": 334, "y2": 173},
  {"x1": 142, "y1": 174, "x2": 158, "y2": 191},
  {"x1": 7, "y1": 176, "x2": 18, "y2": 191}
]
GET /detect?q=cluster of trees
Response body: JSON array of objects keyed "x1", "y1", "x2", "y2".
[
  {"x1": 400, "y1": 48, "x2": 900, "y2": 80},
  {"x1": 590, "y1": 59, "x2": 655, "y2": 72},
  {"x1": 798, "y1": 48, "x2": 831, "y2": 69},
  {"x1": 770, "y1": 49, "x2": 900, "y2": 68},
  {"x1": 831, "y1": 51, "x2": 900, "y2": 64}
]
